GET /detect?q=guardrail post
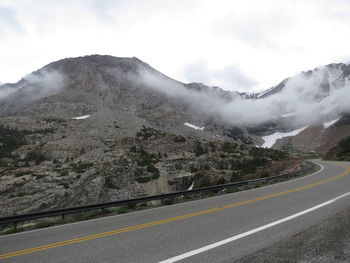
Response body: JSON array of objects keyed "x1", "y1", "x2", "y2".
[{"x1": 61, "y1": 214, "x2": 65, "y2": 223}]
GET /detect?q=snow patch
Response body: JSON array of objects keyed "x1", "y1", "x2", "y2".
[
  {"x1": 184, "y1": 122, "x2": 204, "y2": 131},
  {"x1": 187, "y1": 182, "x2": 194, "y2": 190},
  {"x1": 323, "y1": 117, "x2": 341, "y2": 129},
  {"x1": 72, "y1": 115, "x2": 91, "y2": 120},
  {"x1": 262, "y1": 126, "x2": 308, "y2": 148}
]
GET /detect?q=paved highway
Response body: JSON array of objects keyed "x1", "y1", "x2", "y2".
[{"x1": 1, "y1": 160, "x2": 350, "y2": 263}]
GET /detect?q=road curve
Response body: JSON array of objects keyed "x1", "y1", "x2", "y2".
[{"x1": 1, "y1": 160, "x2": 350, "y2": 263}]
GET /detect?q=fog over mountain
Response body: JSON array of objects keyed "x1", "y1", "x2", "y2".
[
  {"x1": 1, "y1": 56, "x2": 349, "y2": 130},
  {"x1": 112, "y1": 60, "x2": 350, "y2": 127},
  {"x1": 0, "y1": 70, "x2": 66, "y2": 102}
]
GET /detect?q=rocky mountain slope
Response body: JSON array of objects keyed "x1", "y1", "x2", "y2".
[
  {"x1": 248, "y1": 63, "x2": 350, "y2": 153},
  {"x1": 0, "y1": 55, "x2": 349, "y2": 216}
]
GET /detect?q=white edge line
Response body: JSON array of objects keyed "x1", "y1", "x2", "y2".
[
  {"x1": 158, "y1": 191, "x2": 350, "y2": 263},
  {"x1": 0, "y1": 161, "x2": 325, "y2": 239}
]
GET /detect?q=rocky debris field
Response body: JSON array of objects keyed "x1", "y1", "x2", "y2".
[{"x1": 0, "y1": 116, "x2": 302, "y2": 216}]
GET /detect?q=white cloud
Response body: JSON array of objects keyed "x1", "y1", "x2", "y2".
[
  {"x1": 0, "y1": 7, "x2": 23, "y2": 36},
  {"x1": 124, "y1": 62, "x2": 350, "y2": 127},
  {"x1": 0, "y1": 0, "x2": 349, "y2": 92},
  {"x1": 182, "y1": 60, "x2": 257, "y2": 91}
]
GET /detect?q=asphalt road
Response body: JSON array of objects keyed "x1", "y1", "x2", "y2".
[{"x1": 1, "y1": 160, "x2": 350, "y2": 263}]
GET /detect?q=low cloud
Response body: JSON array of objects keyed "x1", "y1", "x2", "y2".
[
  {"x1": 132, "y1": 62, "x2": 350, "y2": 128},
  {"x1": 0, "y1": 85, "x2": 17, "y2": 100},
  {"x1": 182, "y1": 61, "x2": 257, "y2": 92},
  {"x1": 218, "y1": 65, "x2": 350, "y2": 126},
  {"x1": 132, "y1": 66, "x2": 228, "y2": 116},
  {"x1": 0, "y1": 69, "x2": 66, "y2": 104},
  {"x1": 21, "y1": 69, "x2": 66, "y2": 102}
]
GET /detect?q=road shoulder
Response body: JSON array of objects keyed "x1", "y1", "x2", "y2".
[{"x1": 235, "y1": 206, "x2": 350, "y2": 263}]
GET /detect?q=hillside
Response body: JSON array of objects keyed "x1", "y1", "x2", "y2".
[
  {"x1": 0, "y1": 55, "x2": 349, "y2": 216},
  {"x1": 0, "y1": 55, "x2": 301, "y2": 216},
  {"x1": 324, "y1": 135, "x2": 350, "y2": 161}
]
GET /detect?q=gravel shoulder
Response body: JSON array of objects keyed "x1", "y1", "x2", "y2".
[{"x1": 235, "y1": 207, "x2": 350, "y2": 263}]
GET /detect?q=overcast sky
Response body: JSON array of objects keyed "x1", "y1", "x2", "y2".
[{"x1": 1, "y1": 0, "x2": 350, "y2": 91}]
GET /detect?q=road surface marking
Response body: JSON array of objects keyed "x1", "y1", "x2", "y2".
[
  {"x1": 0, "y1": 165, "x2": 349, "y2": 260},
  {"x1": 159, "y1": 191, "x2": 350, "y2": 263}
]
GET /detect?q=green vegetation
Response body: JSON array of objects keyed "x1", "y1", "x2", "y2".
[
  {"x1": 194, "y1": 140, "x2": 208, "y2": 156},
  {"x1": 336, "y1": 136, "x2": 350, "y2": 160},
  {"x1": 136, "y1": 126, "x2": 165, "y2": 140},
  {"x1": 130, "y1": 146, "x2": 160, "y2": 167},
  {"x1": 223, "y1": 127, "x2": 253, "y2": 144},
  {"x1": 281, "y1": 144, "x2": 320, "y2": 158},
  {"x1": 221, "y1": 141, "x2": 238, "y2": 153},
  {"x1": 194, "y1": 170, "x2": 227, "y2": 188},
  {"x1": 0, "y1": 125, "x2": 27, "y2": 158},
  {"x1": 131, "y1": 146, "x2": 161, "y2": 183},
  {"x1": 223, "y1": 127, "x2": 244, "y2": 140},
  {"x1": 230, "y1": 171, "x2": 243, "y2": 182},
  {"x1": 0, "y1": 124, "x2": 55, "y2": 161},
  {"x1": 136, "y1": 176, "x2": 152, "y2": 183},
  {"x1": 147, "y1": 164, "x2": 160, "y2": 179},
  {"x1": 173, "y1": 135, "x2": 186, "y2": 142},
  {"x1": 116, "y1": 206, "x2": 128, "y2": 214},
  {"x1": 137, "y1": 150, "x2": 159, "y2": 166},
  {"x1": 26, "y1": 150, "x2": 47, "y2": 164},
  {"x1": 230, "y1": 157, "x2": 269, "y2": 170},
  {"x1": 249, "y1": 147, "x2": 287, "y2": 161}
]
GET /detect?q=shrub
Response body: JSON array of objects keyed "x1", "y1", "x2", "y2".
[
  {"x1": 339, "y1": 137, "x2": 350, "y2": 153},
  {"x1": 173, "y1": 135, "x2": 186, "y2": 142},
  {"x1": 0, "y1": 125, "x2": 27, "y2": 158},
  {"x1": 26, "y1": 150, "x2": 47, "y2": 164},
  {"x1": 117, "y1": 207, "x2": 128, "y2": 214},
  {"x1": 136, "y1": 126, "x2": 165, "y2": 140},
  {"x1": 230, "y1": 171, "x2": 243, "y2": 182},
  {"x1": 35, "y1": 220, "x2": 56, "y2": 229},
  {"x1": 137, "y1": 150, "x2": 159, "y2": 166},
  {"x1": 147, "y1": 164, "x2": 160, "y2": 179},
  {"x1": 136, "y1": 176, "x2": 152, "y2": 183},
  {"x1": 249, "y1": 147, "x2": 287, "y2": 161},
  {"x1": 194, "y1": 141, "x2": 207, "y2": 156},
  {"x1": 221, "y1": 141, "x2": 237, "y2": 153},
  {"x1": 223, "y1": 127, "x2": 244, "y2": 140}
]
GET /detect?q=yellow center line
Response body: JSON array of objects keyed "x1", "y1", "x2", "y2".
[{"x1": 1, "y1": 165, "x2": 350, "y2": 260}]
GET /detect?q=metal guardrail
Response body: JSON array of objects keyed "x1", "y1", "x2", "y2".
[{"x1": 0, "y1": 163, "x2": 315, "y2": 226}]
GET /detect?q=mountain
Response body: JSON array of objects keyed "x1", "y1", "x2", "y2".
[
  {"x1": 256, "y1": 63, "x2": 350, "y2": 99},
  {"x1": 0, "y1": 55, "x2": 349, "y2": 216},
  {"x1": 248, "y1": 63, "x2": 350, "y2": 153}
]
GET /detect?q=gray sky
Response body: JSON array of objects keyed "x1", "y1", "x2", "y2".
[{"x1": 0, "y1": 0, "x2": 350, "y2": 92}]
